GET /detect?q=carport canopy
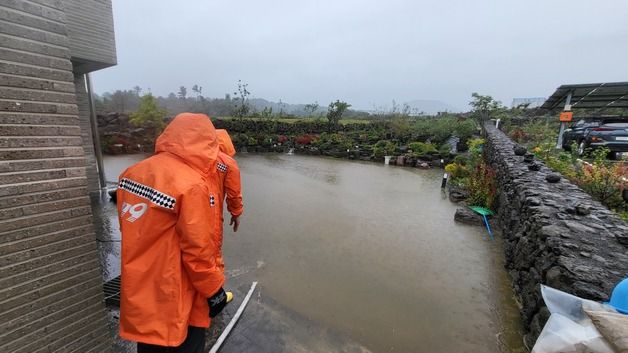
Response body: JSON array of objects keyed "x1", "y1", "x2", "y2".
[{"x1": 541, "y1": 82, "x2": 628, "y2": 110}]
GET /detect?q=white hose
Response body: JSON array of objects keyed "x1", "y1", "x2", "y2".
[{"x1": 208, "y1": 281, "x2": 258, "y2": 353}]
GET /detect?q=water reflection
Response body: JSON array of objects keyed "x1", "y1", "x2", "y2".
[
  {"x1": 91, "y1": 192, "x2": 121, "y2": 282},
  {"x1": 91, "y1": 155, "x2": 148, "y2": 282},
  {"x1": 261, "y1": 154, "x2": 342, "y2": 185}
]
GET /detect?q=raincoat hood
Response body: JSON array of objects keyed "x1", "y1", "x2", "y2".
[
  {"x1": 216, "y1": 129, "x2": 236, "y2": 157},
  {"x1": 155, "y1": 113, "x2": 218, "y2": 174}
]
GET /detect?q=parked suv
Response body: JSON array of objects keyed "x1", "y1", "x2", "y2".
[{"x1": 562, "y1": 117, "x2": 628, "y2": 158}]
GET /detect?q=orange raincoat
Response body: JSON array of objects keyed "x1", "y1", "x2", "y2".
[
  {"x1": 117, "y1": 113, "x2": 224, "y2": 346},
  {"x1": 213, "y1": 129, "x2": 243, "y2": 270}
]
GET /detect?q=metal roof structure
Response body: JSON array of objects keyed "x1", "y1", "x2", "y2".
[{"x1": 541, "y1": 82, "x2": 628, "y2": 110}]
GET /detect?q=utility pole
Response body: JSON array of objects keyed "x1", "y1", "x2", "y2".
[
  {"x1": 86, "y1": 73, "x2": 107, "y2": 189},
  {"x1": 555, "y1": 91, "x2": 573, "y2": 149}
]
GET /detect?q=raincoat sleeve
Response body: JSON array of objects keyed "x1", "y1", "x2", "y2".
[
  {"x1": 176, "y1": 183, "x2": 224, "y2": 298},
  {"x1": 225, "y1": 161, "x2": 243, "y2": 217}
]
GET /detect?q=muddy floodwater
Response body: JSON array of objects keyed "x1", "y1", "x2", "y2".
[{"x1": 99, "y1": 153, "x2": 525, "y2": 353}]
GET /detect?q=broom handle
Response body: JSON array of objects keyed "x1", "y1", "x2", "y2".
[{"x1": 483, "y1": 215, "x2": 494, "y2": 241}]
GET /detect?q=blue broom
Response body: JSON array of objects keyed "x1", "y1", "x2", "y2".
[{"x1": 469, "y1": 206, "x2": 494, "y2": 240}]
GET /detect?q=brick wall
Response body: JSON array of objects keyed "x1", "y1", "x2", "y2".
[{"x1": 0, "y1": 2, "x2": 112, "y2": 353}]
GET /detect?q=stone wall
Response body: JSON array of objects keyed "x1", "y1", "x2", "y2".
[
  {"x1": 0, "y1": 2, "x2": 112, "y2": 353},
  {"x1": 483, "y1": 123, "x2": 628, "y2": 347}
]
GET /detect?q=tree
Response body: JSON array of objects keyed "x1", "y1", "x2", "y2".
[
  {"x1": 278, "y1": 99, "x2": 286, "y2": 117},
  {"x1": 390, "y1": 115, "x2": 411, "y2": 139},
  {"x1": 469, "y1": 93, "x2": 504, "y2": 122},
  {"x1": 192, "y1": 84, "x2": 202, "y2": 98},
  {"x1": 304, "y1": 102, "x2": 319, "y2": 117},
  {"x1": 326, "y1": 100, "x2": 351, "y2": 131},
  {"x1": 177, "y1": 86, "x2": 187, "y2": 99},
  {"x1": 129, "y1": 94, "x2": 167, "y2": 132},
  {"x1": 232, "y1": 80, "x2": 250, "y2": 119},
  {"x1": 259, "y1": 106, "x2": 273, "y2": 119},
  {"x1": 133, "y1": 86, "x2": 142, "y2": 96},
  {"x1": 104, "y1": 89, "x2": 141, "y2": 113},
  {"x1": 110, "y1": 90, "x2": 128, "y2": 112},
  {"x1": 391, "y1": 99, "x2": 399, "y2": 115}
]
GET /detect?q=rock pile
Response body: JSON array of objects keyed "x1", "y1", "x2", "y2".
[
  {"x1": 97, "y1": 113, "x2": 156, "y2": 154},
  {"x1": 454, "y1": 207, "x2": 484, "y2": 225},
  {"x1": 386, "y1": 155, "x2": 441, "y2": 168}
]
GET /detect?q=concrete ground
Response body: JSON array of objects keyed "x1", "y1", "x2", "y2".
[
  {"x1": 107, "y1": 276, "x2": 372, "y2": 353},
  {"x1": 205, "y1": 280, "x2": 372, "y2": 353}
]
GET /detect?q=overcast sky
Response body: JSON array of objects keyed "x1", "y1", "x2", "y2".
[{"x1": 92, "y1": 0, "x2": 628, "y2": 111}]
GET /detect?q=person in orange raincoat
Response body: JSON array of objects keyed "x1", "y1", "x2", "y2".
[
  {"x1": 213, "y1": 129, "x2": 244, "y2": 272},
  {"x1": 117, "y1": 113, "x2": 229, "y2": 353}
]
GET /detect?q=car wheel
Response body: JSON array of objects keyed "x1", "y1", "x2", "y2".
[
  {"x1": 608, "y1": 151, "x2": 619, "y2": 160},
  {"x1": 577, "y1": 141, "x2": 586, "y2": 156},
  {"x1": 562, "y1": 140, "x2": 571, "y2": 151}
]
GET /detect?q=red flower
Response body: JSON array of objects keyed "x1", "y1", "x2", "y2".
[{"x1": 295, "y1": 134, "x2": 315, "y2": 145}]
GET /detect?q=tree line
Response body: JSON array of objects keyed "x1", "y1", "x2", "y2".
[{"x1": 95, "y1": 81, "x2": 367, "y2": 119}]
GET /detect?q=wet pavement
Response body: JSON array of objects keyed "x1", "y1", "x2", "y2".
[
  {"x1": 206, "y1": 281, "x2": 373, "y2": 353},
  {"x1": 93, "y1": 153, "x2": 526, "y2": 353}
]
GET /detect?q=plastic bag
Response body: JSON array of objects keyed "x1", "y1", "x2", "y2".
[
  {"x1": 532, "y1": 285, "x2": 616, "y2": 353},
  {"x1": 584, "y1": 309, "x2": 628, "y2": 353}
]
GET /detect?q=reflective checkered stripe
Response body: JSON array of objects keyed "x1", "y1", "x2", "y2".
[
  {"x1": 118, "y1": 178, "x2": 177, "y2": 210},
  {"x1": 217, "y1": 163, "x2": 228, "y2": 173}
]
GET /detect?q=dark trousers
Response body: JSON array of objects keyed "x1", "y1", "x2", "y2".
[{"x1": 137, "y1": 326, "x2": 205, "y2": 353}]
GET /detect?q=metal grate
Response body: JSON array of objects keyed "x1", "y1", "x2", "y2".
[{"x1": 103, "y1": 275, "x2": 121, "y2": 307}]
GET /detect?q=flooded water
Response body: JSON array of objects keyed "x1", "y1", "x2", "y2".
[{"x1": 98, "y1": 153, "x2": 525, "y2": 353}]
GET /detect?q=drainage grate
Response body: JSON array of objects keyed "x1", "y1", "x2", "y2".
[{"x1": 103, "y1": 275, "x2": 121, "y2": 307}]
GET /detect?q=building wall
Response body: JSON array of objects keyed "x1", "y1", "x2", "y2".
[
  {"x1": 0, "y1": 2, "x2": 112, "y2": 352},
  {"x1": 63, "y1": 0, "x2": 117, "y2": 73}
]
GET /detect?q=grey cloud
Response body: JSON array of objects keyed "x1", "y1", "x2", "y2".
[{"x1": 93, "y1": 0, "x2": 628, "y2": 111}]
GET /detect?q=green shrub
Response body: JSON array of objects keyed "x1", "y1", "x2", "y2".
[
  {"x1": 373, "y1": 140, "x2": 397, "y2": 158},
  {"x1": 578, "y1": 148, "x2": 625, "y2": 210},
  {"x1": 528, "y1": 135, "x2": 626, "y2": 216},
  {"x1": 453, "y1": 154, "x2": 469, "y2": 165},
  {"x1": 467, "y1": 162, "x2": 497, "y2": 209},
  {"x1": 313, "y1": 132, "x2": 353, "y2": 151},
  {"x1": 438, "y1": 143, "x2": 452, "y2": 156},
  {"x1": 506, "y1": 119, "x2": 559, "y2": 147},
  {"x1": 454, "y1": 119, "x2": 478, "y2": 140},
  {"x1": 408, "y1": 141, "x2": 438, "y2": 156},
  {"x1": 445, "y1": 138, "x2": 496, "y2": 210},
  {"x1": 231, "y1": 133, "x2": 249, "y2": 147},
  {"x1": 445, "y1": 163, "x2": 470, "y2": 179}
]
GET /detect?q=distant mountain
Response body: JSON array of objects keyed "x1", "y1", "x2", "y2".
[{"x1": 403, "y1": 99, "x2": 462, "y2": 115}]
